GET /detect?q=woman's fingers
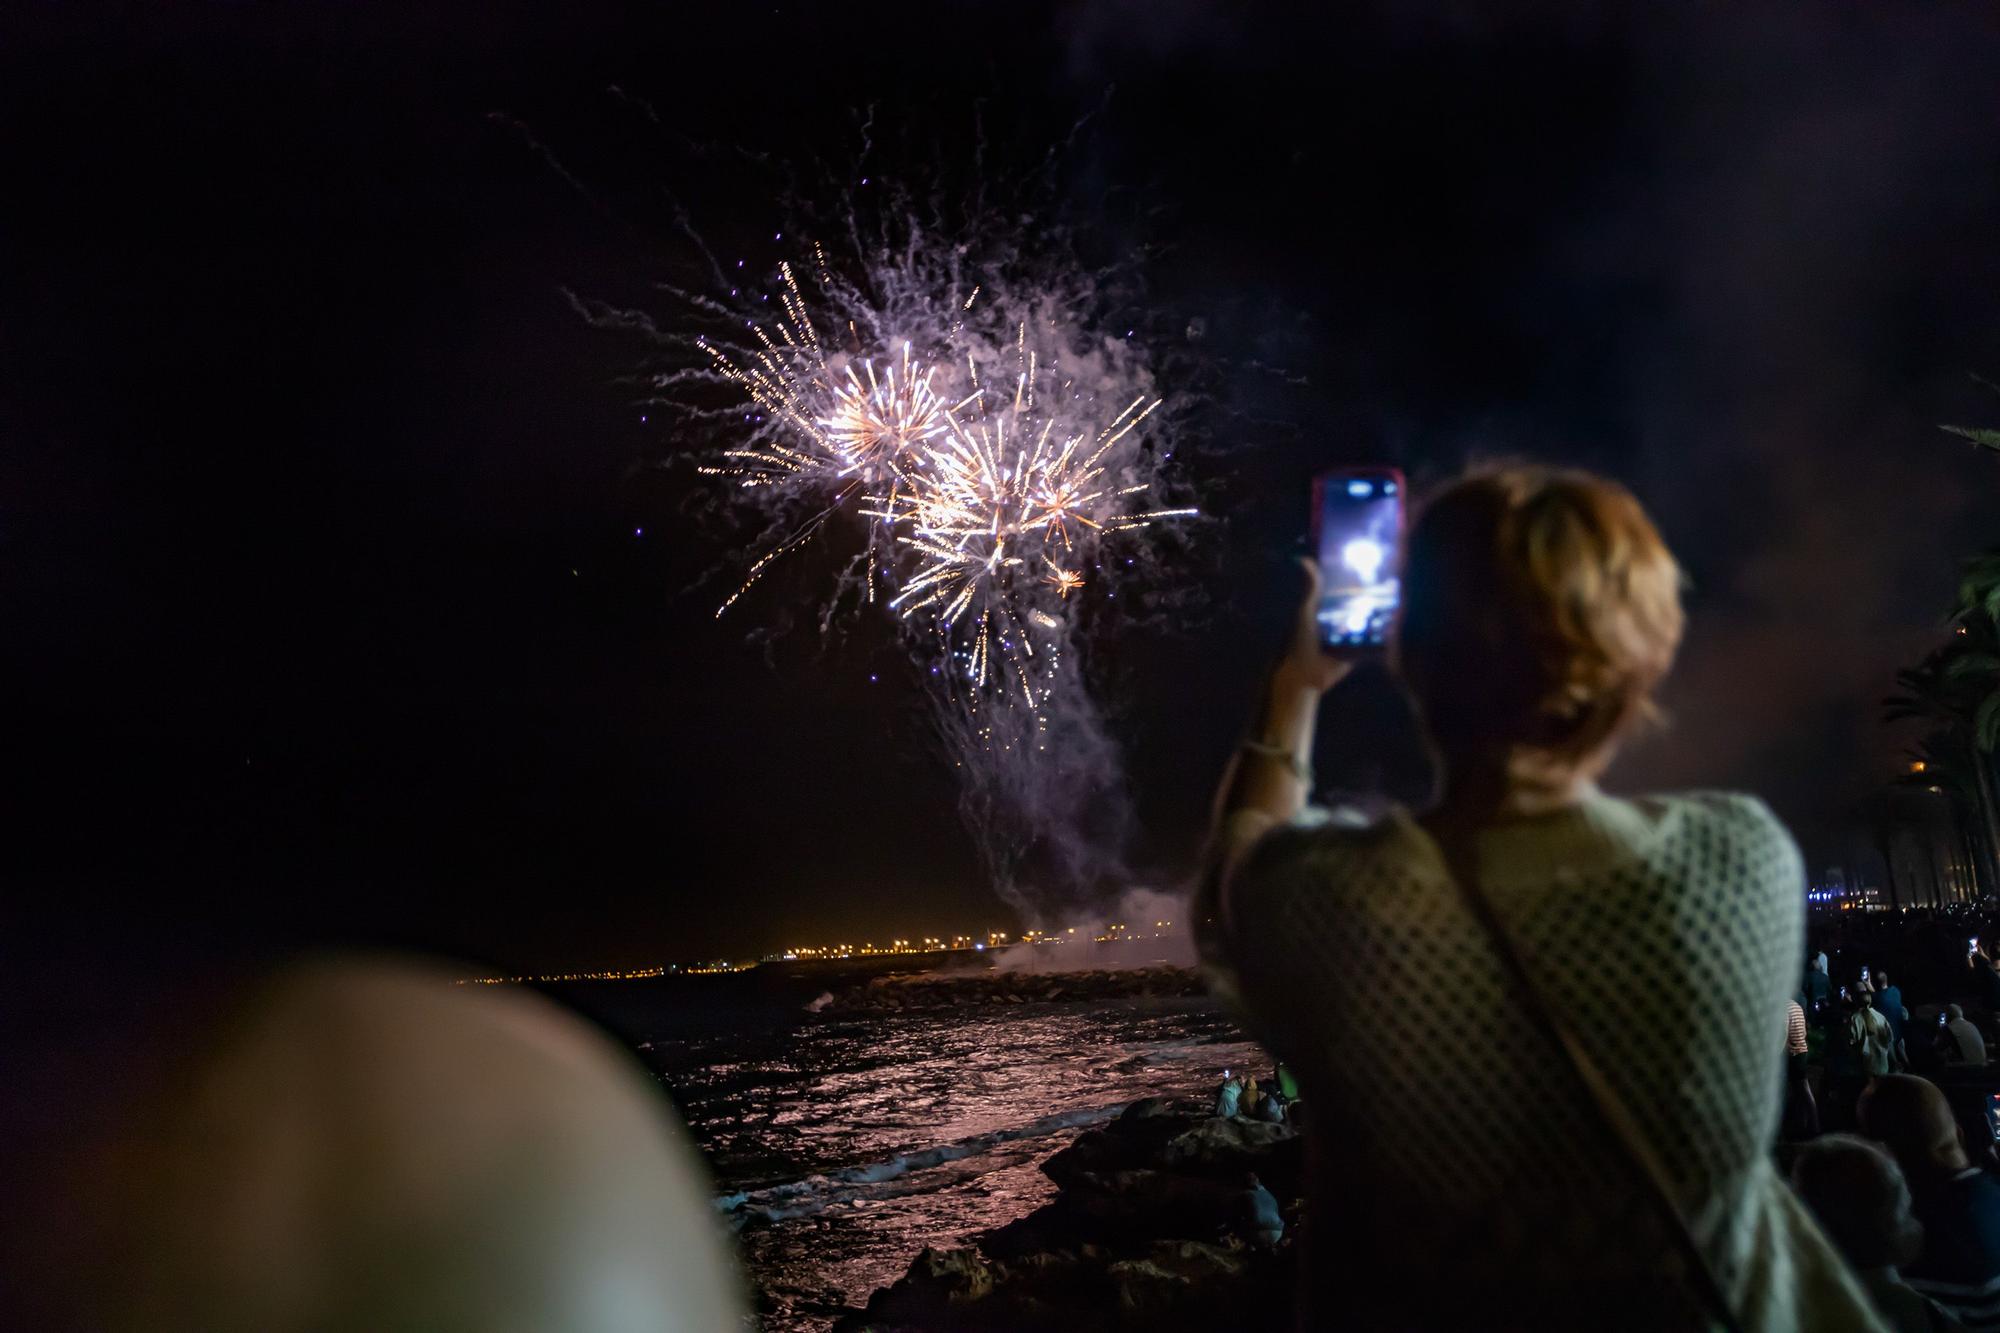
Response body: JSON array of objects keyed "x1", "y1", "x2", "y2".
[{"x1": 1294, "y1": 557, "x2": 1323, "y2": 643}]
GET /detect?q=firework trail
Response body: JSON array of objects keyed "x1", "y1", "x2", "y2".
[{"x1": 584, "y1": 198, "x2": 1197, "y2": 909}]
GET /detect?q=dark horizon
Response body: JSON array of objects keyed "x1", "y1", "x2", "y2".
[{"x1": 6, "y1": 2, "x2": 1998, "y2": 974}]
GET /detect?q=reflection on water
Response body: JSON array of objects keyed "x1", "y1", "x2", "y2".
[{"x1": 630, "y1": 995, "x2": 1260, "y2": 1330}]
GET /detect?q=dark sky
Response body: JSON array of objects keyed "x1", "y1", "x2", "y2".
[{"x1": 6, "y1": 2, "x2": 1998, "y2": 973}]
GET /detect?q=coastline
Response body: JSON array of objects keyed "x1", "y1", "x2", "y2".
[{"x1": 830, "y1": 1087, "x2": 1301, "y2": 1331}]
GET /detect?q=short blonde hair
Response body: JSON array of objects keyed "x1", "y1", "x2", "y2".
[{"x1": 1392, "y1": 464, "x2": 1683, "y2": 773}]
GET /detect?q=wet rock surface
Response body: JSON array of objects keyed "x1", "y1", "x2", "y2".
[{"x1": 831, "y1": 1099, "x2": 1301, "y2": 1331}]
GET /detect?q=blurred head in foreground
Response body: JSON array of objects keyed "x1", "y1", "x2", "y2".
[
  {"x1": 79, "y1": 959, "x2": 744, "y2": 1332},
  {"x1": 1860, "y1": 1074, "x2": 1971, "y2": 1180},
  {"x1": 1790, "y1": 1134, "x2": 1924, "y2": 1271},
  {"x1": 1393, "y1": 464, "x2": 1684, "y2": 802}
]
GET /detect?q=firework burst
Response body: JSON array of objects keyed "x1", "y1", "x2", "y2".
[{"x1": 688, "y1": 249, "x2": 1194, "y2": 721}]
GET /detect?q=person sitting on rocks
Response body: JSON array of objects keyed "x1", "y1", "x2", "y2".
[
  {"x1": 1240, "y1": 1075, "x2": 1263, "y2": 1119},
  {"x1": 1213, "y1": 1071, "x2": 1243, "y2": 1118},
  {"x1": 1790, "y1": 1134, "x2": 1966, "y2": 1333},
  {"x1": 1860, "y1": 1074, "x2": 2000, "y2": 1329}
]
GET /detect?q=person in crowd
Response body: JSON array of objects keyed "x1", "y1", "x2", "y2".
[
  {"x1": 8, "y1": 956, "x2": 746, "y2": 1332},
  {"x1": 1274, "y1": 1061, "x2": 1301, "y2": 1102},
  {"x1": 1197, "y1": 464, "x2": 1886, "y2": 1329},
  {"x1": 1214, "y1": 1070, "x2": 1244, "y2": 1118},
  {"x1": 1878, "y1": 971, "x2": 1911, "y2": 1071},
  {"x1": 1943, "y1": 1005, "x2": 1989, "y2": 1068},
  {"x1": 1971, "y1": 948, "x2": 2000, "y2": 1014},
  {"x1": 1861, "y1": 1075, "x2": 2000, "y2": 1330},
  {"x1": 1854, "y1": 988, "x2": 1898, "y2": 1081},
  {"x1": 1790, "y1": 1134, "x2": 1967, "y2": 1332},
  {"x1": 1786, "y1": 996, "x2": 1821, "y2": 1139},
  {"x1": 1826, "y1": 987, "x2": 1871, "y2": 1131},
  {"x1": 1810, "y1": 953, "x2": 1835, "y2": 1018},
  {"x1": 1240, "y1": 1075, "x2": 1264, "y2": 1119}
]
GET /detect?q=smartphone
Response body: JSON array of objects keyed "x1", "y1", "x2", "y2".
[
  {"x1": 1861, "y1": 967, "x2": 1870, "y2": 982},
  {"x1": 1943, "y1": 1012, "x2": 1951, "y2": 1027},
  {"x1": 1973, "y1": 938, "x2": 1981, "y2": 951},
  {"x1": 1312, "y1": 467, "x2": 1405, "y2": 649}
]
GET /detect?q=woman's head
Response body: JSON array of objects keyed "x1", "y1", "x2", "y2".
[{"x1": 1392, "y1": 464, "x2": 1684, "y2": 793}]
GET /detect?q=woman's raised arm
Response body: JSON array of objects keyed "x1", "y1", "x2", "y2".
[{"x1": 1195, "y1": 560, "x2": 1354, "y2": 945}]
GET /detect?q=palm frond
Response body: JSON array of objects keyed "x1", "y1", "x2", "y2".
[
  {"x1": 1942, "y1": 423, "x2": 2000, "y2": 452},
  {"x1": 1957, "y1": 552, "x2": 2000, "y2": 625},
  {"x1": 1943, "y1": 651, "x2": 2000, "y2": 683},
  {"x1": 1979, "y1": 692, "x2": 2000, "y2": 754}
]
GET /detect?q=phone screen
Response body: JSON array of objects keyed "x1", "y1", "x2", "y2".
[{"x1": 1313, "y1": 469, "x2": 1404, "y2": 648}]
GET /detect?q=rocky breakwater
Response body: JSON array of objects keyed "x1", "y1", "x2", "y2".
[
  {"x1": 820, "y1": 965, "x2": 1206, "y2": 1017},
  {"x1": 833, "y1": 1097, "x2": 1303, "y2": 1331}
]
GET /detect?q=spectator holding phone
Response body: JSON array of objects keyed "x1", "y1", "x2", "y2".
[
  {"x1": 1809, "y1": 954, "x2": 1835, "y2": 1021},
  {"x1": 1942, "y1": 1005, "x2": 1989, "y2": 1068},
  {"x1": 1876, "y1": 971, "x2": 1911, "y2": 1071},
  {"x1": 1198, "y1": 465, "x2": 1885, "y2": 1330},
  {"x1": 1853, "y1": 990, "x2": 1898, "y2": 1081},
  {"x1": 1973, "y1": 951, "x2": 2000, "y2": 1016}
]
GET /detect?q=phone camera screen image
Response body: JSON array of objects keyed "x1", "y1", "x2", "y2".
[{"x1": 1314, "y1": 470, "x2": 1403, "y2": 648}]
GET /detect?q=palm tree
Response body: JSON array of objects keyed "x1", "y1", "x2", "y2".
[
  {"x1": 1885, "y1": 637, "x2": 2000, "y2": 899},
  {"x1": 1872, "y1": 379, "x2": 2000, "y2": 899},
  {"x1": 1888, "y1": 735, "x2": 1988, "y2": 903}
]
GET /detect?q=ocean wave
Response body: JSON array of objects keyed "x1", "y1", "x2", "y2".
[{"x1": 715, "y1": 1101, "x2": 1123, "y2": 1226}]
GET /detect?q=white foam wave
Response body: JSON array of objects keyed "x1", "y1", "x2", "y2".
[{"x1": 715, "y1": 1101, "x2": 1122, "y2": 1226}]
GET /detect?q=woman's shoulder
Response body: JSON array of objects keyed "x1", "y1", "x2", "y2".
[
  {"x1": 1621, "y1": 789, "x2": 1798, "y2": 849},
  {"x1": 1232, "y1": 802, "x2": 1441, "y2": 907},
  {"x1": 1604, "y1": 789, "x2": 1805, "y2": 894}
]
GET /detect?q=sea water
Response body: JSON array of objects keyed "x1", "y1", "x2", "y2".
[{"x1": 548, "y1": 969, "x2": 1260, "y2": 1330}]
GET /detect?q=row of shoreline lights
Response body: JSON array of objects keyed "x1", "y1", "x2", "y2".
[
  {"x1": 460, "y1": 920, "x2": 1187, "y2": 981},
  {"x1": 781, "y1": 921, "x2": 1177, "y2": 959}
]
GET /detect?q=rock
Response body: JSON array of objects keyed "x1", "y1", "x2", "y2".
[
  {"x1": 1160, "y1": 1115, "x2": 1294, "y2": 1168},
  {"x1": 906, "y1": 1247, "x2": 995, "y2": 1302},
  {"x1": 1055, "y1": 1166, "x2": 1286, "y2": 1246},
  {"x1": 1107, "y1": 1239, "x2": 1254, "y2": 1319},
  {"x1": 837, "y1": 1064, "x2": 1302, "y2": 1330},
  {"x1": 835, "y1": 1247, "x2": 998, "y2": 1331}
]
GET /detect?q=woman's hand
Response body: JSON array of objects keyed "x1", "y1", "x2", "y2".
[{"x1": 1271, "y1": 557, "x2": 1357, "y2": 696}]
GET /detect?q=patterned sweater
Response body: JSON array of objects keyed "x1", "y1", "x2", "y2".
[{"x1": 1209, "y1": 790, "x2": 1888, "y2": 1332}]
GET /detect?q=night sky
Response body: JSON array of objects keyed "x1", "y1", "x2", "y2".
[{"x1": 7, "y1": 3, "x2": 1998, "y2": 974}]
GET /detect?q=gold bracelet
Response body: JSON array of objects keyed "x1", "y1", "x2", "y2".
[{"x1": 1240, "y1": 739, "x2": 1312, "y2": 787}]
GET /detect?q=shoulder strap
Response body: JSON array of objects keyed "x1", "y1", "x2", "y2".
[{"x1": 1433, "y1": 832, "x2": 1746, "y2": 1333}]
